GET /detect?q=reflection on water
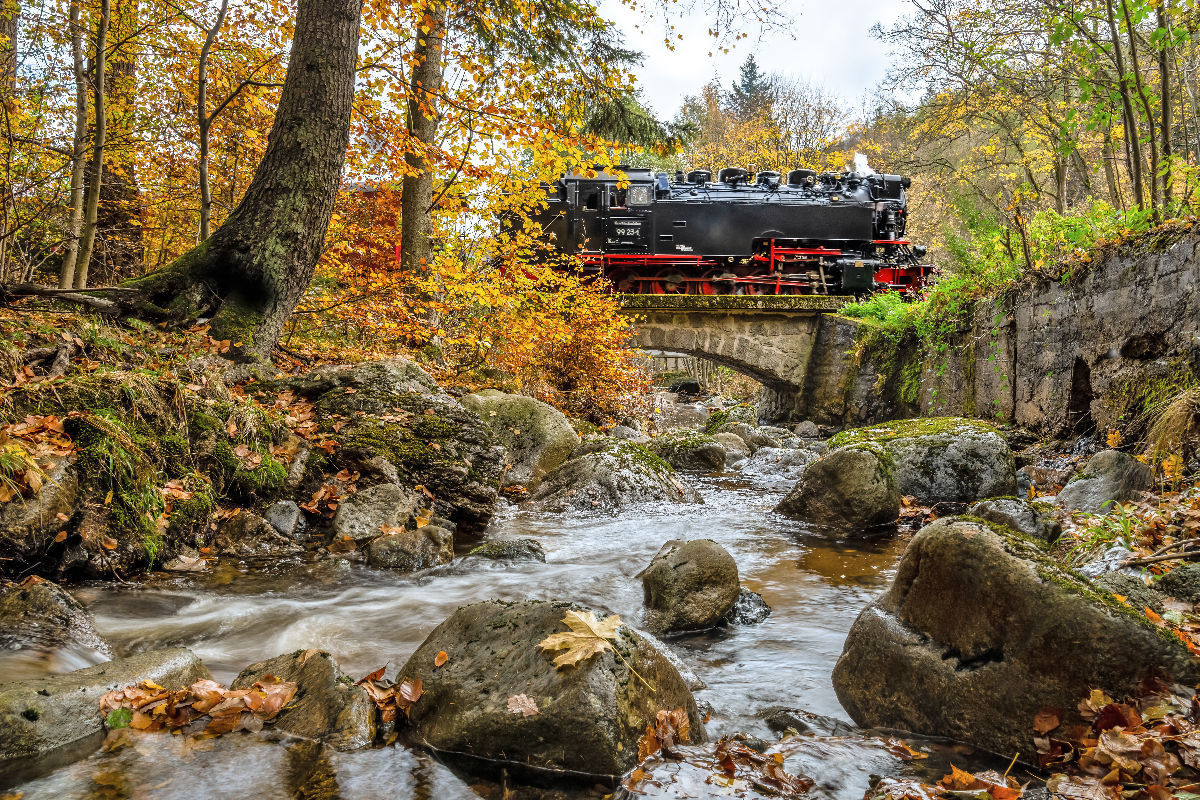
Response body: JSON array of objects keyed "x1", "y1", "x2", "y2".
[{"x1": 12, "y1": 470, "x2": 968, "y2": 799}]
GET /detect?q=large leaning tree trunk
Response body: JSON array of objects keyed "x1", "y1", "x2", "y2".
[{"x1": 125, "y1": 0, "x2": 362, "y2": 361}]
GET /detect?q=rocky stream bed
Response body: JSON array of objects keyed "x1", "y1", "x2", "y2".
[{"x1": 2, "y1": 355, "x2": 1199, "y2": 799}]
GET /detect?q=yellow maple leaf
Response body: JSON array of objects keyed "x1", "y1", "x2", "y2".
[{"x1": 538, "y1": 610, "x2": 622, "y2": 669}]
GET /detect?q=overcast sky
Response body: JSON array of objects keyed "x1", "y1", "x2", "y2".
[{"x1": 602, "y1": 0, "x2": 913, "y2": 119}]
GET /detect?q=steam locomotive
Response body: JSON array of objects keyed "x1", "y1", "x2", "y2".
[{"x1": 531, "y1": 166, "x2": 930, "y2": 295}]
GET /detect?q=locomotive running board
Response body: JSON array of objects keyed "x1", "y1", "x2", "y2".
[{"x1": 618, "y1": 294, "x2": 851, "y2": 312}]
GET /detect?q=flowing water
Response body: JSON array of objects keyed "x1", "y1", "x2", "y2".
[{"x1": 5, "y1": 470, "x2": 1002, "y2": 799}]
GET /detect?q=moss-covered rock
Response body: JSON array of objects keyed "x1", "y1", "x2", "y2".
[
  {"x1": 459, "y1": 390, "x2": 579, "y2": 490},
  {"x1": 646, "y1": 430, "x2": 727, "y2": 472},
  {"x1": 832, "y1": 517, "x2": 1200, "y2": 759},
  {"x1": 524, "y1": 441, "x2": 702, "y2": 514},
  {"x1": 827, "y1": 417, "x2": 1017, "y2": 504},
  {"x1": 399, "y1": 599, "x2": 706, "y2": 779},
  {"x1": 284, "y1": 358, "x2": 505, "y2": 534}
]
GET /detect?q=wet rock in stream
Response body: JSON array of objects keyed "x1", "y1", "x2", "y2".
[
  {"x1": 774, "y1": 446, "x2": 899, "y2": 533},
  {"x1": 466, "y1": 538, "x2": 547, "y2": 562},
  {"x1": 399, "y1": 599, "x2": 706, "y2": 780},
  {"x1": 832, "y1": 516, "x2": 1200, "y2": 759},
  {"x1": 725, "y1": 587, "x2": 772, "y2": 625},
  {"x1": 0, "y1": 647, "x2": 210, "y2": 771},
  {"x1": 0, "y1": 579, "x2": 111, "y2": 663},
  {"x1": 639, "y1": 539, "x2": 741, "y2": 635},
  {"x1": 232, "y1": 649, "x2": 375, "y2": 751}
]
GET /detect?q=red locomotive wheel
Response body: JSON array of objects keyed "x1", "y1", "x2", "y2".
[
  {"x1": 701, "y1": 269, "x2": 738, "y2": 295},
  {"x1": 655, "y1": 269, "x2": 690, "y2": 294}
]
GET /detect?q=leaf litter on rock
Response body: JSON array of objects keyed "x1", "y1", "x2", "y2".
[
  {"x1": 99, "y1": 676, "x2": 297, "y2": 738},
  {"x1": 355, "y1": 667, "x2": 423, "y2": 724}
]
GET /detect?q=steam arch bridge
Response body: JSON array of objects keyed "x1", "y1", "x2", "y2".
[{"x1": 618, "y1": 294, "x2": 861, "y2": 423}]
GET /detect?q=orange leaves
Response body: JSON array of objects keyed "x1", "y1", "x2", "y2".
[
  {"x1": 1035, "y1": 685, "x2": 1200, "y2": 797},
  {"x1": 99, "y1": 676, "x2": 297, "y2": 737},
  {"x1": 637, "y1": 707, "x2": 691, "y2": 762},
  {"x1": 354, "y1": 668, "x2": 423, "y2": 724},
  {"x1": 0, "y1": 414, "x2": 75, "y2": 503}
]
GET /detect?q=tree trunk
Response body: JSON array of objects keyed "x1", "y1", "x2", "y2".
[
  {"x1": 88, "y1": 0, "x2": 143, "y2": 284},
  {"x1": 73, "y1": 0, "x2": 109, "y2": 290},
  {"x1": 399, "y1": 0, "x2": 447, "y2": 276},
  {"x1": 1106, "y1": 0, "x2": 1146, "y2": 211},
  {"x1": 198, "y1": 0, "x2": 231, "y2": 241},
  {"x1": 58, "y1": 0, "x2": 88, "y2": 289},
  {"x1": 126, "y1": 0, "x2": 362, "y2": 362},
  {"x1": 1158, "y1": 1, "x2": 1173, "y2": 208},
  {"x1": 1119, "y1": 0, "x2": 1160, "y2": 217}
]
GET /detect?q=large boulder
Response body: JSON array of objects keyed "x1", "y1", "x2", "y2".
[
  {"x1": 333, "y1": 483, "x2": 423, "y2": 542},
  {"x1": 525, "y1": 442, "x2": 701, "y2": 514},
  {"x1": 967, "y1": 497, "x2": 1062, "y2": 543},
  {"x1": 832, "y1": 517, "x2": 1200, "y2": 759},
  {"x1": 0, "y1": 579, "x2": 111, "y2": 665},
  {"x1": 1057, "y1": 449, "x2": 1153, "y2": 514},
  {"x1": 459, "y1": 390, "x2": 579, "y2": 490},
  {"x1": 638, "y1": 540, "x2": 740, "y2": 635},
  {"x1": 282, "y1": 358, "x2": 505, "y2": 533},
  {"x1": 232, "y1": 649, "x2": 374, "y2": 751},
  {"x1": 827, "y1": 418, "x2": 1017, "y2": 504},
  {"x1": 647, "y1": 431, "x2": 727, "y2": 472},
  {"x1": 0, "y1": 647, "x2": 210, "y2": 769},
  {"x1": 774, "y1": 447, "x2": 899, "y2": 533},
  {"x1": 399, "y1": 600, "x2": 705, "y2": 779}
]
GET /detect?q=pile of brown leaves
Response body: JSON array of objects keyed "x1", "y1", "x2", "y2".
[
  {"x1": 869, "y1": 767, "x2": 1021, "y2": 800},
  {"x1": 0, "y1": 414, "x2": 73, "y2": 502},
  {"x1": 99, "y1": 676, "x2": 297, "y2": 736},
  {"x1": 626, "y1": 734, "x2": 815, "y2": 797},
  {"x1": 354, "y1": 667, "x2": 423, "y2": 724},
  {"x1": 1035, "y1": 685, "x2": 1200, "y2": 799}
]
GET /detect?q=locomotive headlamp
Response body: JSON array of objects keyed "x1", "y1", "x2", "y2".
[{"x1": 628, "y1": 185, "x2": 652, "y2": 206}]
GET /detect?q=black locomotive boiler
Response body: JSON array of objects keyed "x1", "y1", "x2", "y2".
[{"x1": 530, "y1": 166, "x2": 931, "y2": 295}]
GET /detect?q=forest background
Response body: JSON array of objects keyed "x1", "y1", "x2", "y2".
[{"x1": 1, "y1": 0, "x2": 1199, "y2": 422}]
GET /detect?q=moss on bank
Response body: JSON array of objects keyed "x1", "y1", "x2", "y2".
[{"x1": 828, "y1": 416, "x2": 1001, "y2": 450}]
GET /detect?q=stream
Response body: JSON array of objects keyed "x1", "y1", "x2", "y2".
[{"x1": 5, "y1": 469, "x2": 1002, "y2": 799}]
